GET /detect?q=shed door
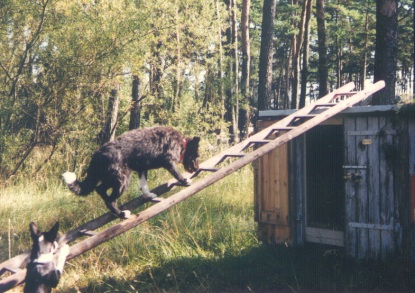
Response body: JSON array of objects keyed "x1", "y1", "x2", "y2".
[
  {"x1": 305, "y1": 124, "x2": 345, "y2": 246},
  {"x1": 344, "y1": 116, "x2": 397, "y2": 259}
]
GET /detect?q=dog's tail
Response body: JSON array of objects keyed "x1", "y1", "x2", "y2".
[{"x1": 62, "y1": 172, "x2": 98, "y2": 196}]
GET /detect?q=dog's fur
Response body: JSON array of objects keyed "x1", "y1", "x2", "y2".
[
  {"x1": 63, "y1": 126, "x2": 200, "y2": 219},
  {"x1": 24, "y1": 222, "x2": 69, "y2": 293}
]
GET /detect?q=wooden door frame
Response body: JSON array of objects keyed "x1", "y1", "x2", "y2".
[{"x1": 303, "y1": 118, "x2": 345, "y2": 247}]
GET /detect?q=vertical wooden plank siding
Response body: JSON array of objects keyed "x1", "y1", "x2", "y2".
[
  {"x1": 368, "y1": 116, "x2": 381, "y2": 259},
  {"x1": 293, "y1": 136, "x2": 305, "y2": 246},
  {"x1": 355, "y1": 116, "x2": 369, "y2": 259},
  {"x1": 345, "y1": 114, "x2": 398, "y2": 258},
  {"x1": 344, "y1": 117, "x2": 357, "y2": 257},
  {"x1": 255, "y1": 120, "x2": 291, "y2": 244},
  {"x1": 380, "y1": 116, "x2": 396, "y2": 256}
]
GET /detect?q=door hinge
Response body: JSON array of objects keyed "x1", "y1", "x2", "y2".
[{"x1": 348, "y1": 222, "x2": 394, "y2": 231}]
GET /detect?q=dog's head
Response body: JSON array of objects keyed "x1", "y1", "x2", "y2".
[
  {"x1": 182, "y1": 136, "x2": 200, "y2": 173},
  {"x1": 27, "y1": 222, "x2": 61, "y2": 289}
]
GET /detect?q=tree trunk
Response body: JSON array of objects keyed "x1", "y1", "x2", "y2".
[
  {"x1": 299, "y1": 0, "x2": 313, "y2": 109},
  {"x1": 372, "y1": 0, "x2": 398, "y2": 105},
  {"x1": 216, "y1": 0, "x2": 225, "y2": 127},
  {"x1": 240, "y1": 0, "x2": 251, "y2": 139},
  {"x1": 99, "y1": 84, "x2": 120, "y2": 144},
  {"x1": 284, "y1": 45, "x2": 292, "y2": 109},
  {"x1": 150, "y1": 41, "x2": 164, "y2": 99},
  {"x1": 334, "y1": 7, "x2": 342, "y2": 89},
  {"x1": 173, "y1": 4, "x2": 181, "y2": 112},
  {"x1": 231, "y1": 0, "x2": 239, "y2": 142},
  {"x1": 316, "y1": 0, "x2": 328, "y2": 97},
  {"x1": 359, "y1": 4, "x2": 370, "y2": 90},
  {"x1": 291, "y1": 0, "x2": 309, "y2": 109},
  {"x1": 258, "y1": 0, "x2": 277, "y2": 111},
  {"x1": 129, "y1": 75, "x2": 141, "y2": 130}
]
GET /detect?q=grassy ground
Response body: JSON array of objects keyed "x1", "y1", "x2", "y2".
[{"x1": 1, "y1": 166, "x2": 415, "y2": 292}]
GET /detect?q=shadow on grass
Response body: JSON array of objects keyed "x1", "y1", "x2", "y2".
[{"x1": 78, "y1": 243, "x2": 415, "y2": 293}]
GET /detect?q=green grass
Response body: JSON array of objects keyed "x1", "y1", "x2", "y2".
[{"x1": 1, "y1": 166, "x2": 415, "y2": 292}]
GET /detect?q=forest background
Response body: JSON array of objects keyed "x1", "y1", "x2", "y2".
[
  {"x1": 0, "y1": 0, "x2": 413, "y2": 181},
  {"x1": 0, "y1": 0, "x2": 415, "y2": 292}
]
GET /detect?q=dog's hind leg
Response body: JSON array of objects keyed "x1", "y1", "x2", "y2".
[
  {"x1": 96, "y1": 182, "x2": 131, "y2": 219},
  {"x1": 139, "y1": 171, "x2": 157, "y2": 199}
]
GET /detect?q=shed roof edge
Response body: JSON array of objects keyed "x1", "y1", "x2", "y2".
[{"x1": 258, "y1": 105, "x2": 399, "y2": 118}]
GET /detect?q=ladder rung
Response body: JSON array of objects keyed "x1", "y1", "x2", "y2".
[
  {"x1": 334, "y1": 91, "x2": 356, "y2": 97},
  {"x1": 2, "y1": 266, "x2": 21, "y2": 274},
  {"x1": 80, "y1": 229, "x2": 98, "y2": 237},
  {"x1": 267, "y1": 127, "x2": 295, "y2": 136},
  {"x1": 314, "y1": 103, "x2": 335, "y2": 107},
  {"x1": 223, "y1": 153, "x2": 245, "y2": 158},
  {"x1": 241, "y1": 140, "x2": 271, "y2": 152},
  {"x1": 294, "y1": 115, "x2": 316, "y2": 118},
  {"x1": 271, "y1": 127, "x2": 294, "y2": 131},
  {"x1": 248, "y1": 140, "x2": 270, "y2": 144},
  {"x1": 199, "y1": 167, "x2": 219, "y2": 172}
]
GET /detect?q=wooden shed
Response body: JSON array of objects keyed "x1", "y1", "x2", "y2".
[{"x1": 254, "y1": 105, "x2": 415, "y2": 260}]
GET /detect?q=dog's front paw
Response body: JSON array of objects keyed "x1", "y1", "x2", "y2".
[
  {"x1": 179, "y1": 178, "x2": 192, "y2": 186},
  {"x1": 143, "y1": 192, "x2": 157, "y2": 199},
  {"x1": 120, "y1": 210, "x2": 133, "y2": 219}
]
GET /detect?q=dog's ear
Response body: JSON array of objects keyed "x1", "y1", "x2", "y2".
[
  {"x1": 29, "y1": 222, "x2": 40, "y2": 241},
  {"x1": 44, "y1": 222, "x2": 59, "y2": 243},
  {"x1": 186, "y1": 137, "x2": 200, "y2": 153},
  {"x1": 191, "y1": 136, "x2": 200, "y2": 146}
]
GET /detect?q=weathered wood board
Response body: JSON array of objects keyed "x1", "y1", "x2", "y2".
[
  {"x1": 255, "y1": 120, "x2": 291, "y2": 244},
  {"x1": 344, "y1": 114, "x2": 398, "y2": 259}
]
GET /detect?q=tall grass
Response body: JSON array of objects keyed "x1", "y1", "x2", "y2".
[
  {"x1": 2, "y1": 163, "x2": 415, "y2": 292},
  {"x1": 1, "y1": 164, "x2": 260, "y2": 292}
]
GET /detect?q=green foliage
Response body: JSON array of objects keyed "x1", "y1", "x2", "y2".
[
  {"x1": 1, "y1": 0, "x2": 413, "y2": 180},
  {"x1": 0, "y1": 0, "x2": 229, "y2": 181}
]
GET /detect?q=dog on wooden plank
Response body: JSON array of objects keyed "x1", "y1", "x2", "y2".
[
  {"x1": 24, "y1": 222, "x2": 69, "y2": 293},
  {"x1": 62, "y1": 126, "x2": 200, "y2": 219}
]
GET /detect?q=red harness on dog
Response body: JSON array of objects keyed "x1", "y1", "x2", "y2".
[{"x1": 180, "y1": 139, "x2": 187, "y2": 161}]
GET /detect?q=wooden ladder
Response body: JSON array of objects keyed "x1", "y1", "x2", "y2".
[{"x1": 0, "y1": 81, "x2": 385, "y2": 291}]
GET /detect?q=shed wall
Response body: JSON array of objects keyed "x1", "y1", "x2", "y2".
[
  {"x1": 254, "y1": 120, "x2": 291, "y2": 244},
  {"x1": 256, "y1": 106, "x2": 413, "y2": 260}
]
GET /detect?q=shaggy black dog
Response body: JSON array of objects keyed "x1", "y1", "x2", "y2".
[{"x1": 63, "y1": 126, "x2": 200, "y2": 219}]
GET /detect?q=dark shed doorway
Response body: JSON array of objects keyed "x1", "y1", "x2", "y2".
[{"x1": 305, "y1": 124, "x2": 345, "y2": 246}]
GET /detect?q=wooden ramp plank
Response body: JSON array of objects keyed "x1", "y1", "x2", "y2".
[{"x1": 0, "y1": 81, "x2": 385, "y2": 292}]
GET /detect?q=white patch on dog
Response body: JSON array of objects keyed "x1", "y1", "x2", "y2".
[
  {"x1": 140, "y1": 174, "x2": 157, "y2": 199},
  {"x1": 121, "y1": 210, "x2": 133, "y2": 219},
  {"x1": 56, "y1": 244, "x2": 70, "y2": 273},
  {"x1": 34, "y1": 252, "x2": 54, "y2": 264},
  {"x1": 62, "y1": 172, "x2": 77, "y2": 184}
]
